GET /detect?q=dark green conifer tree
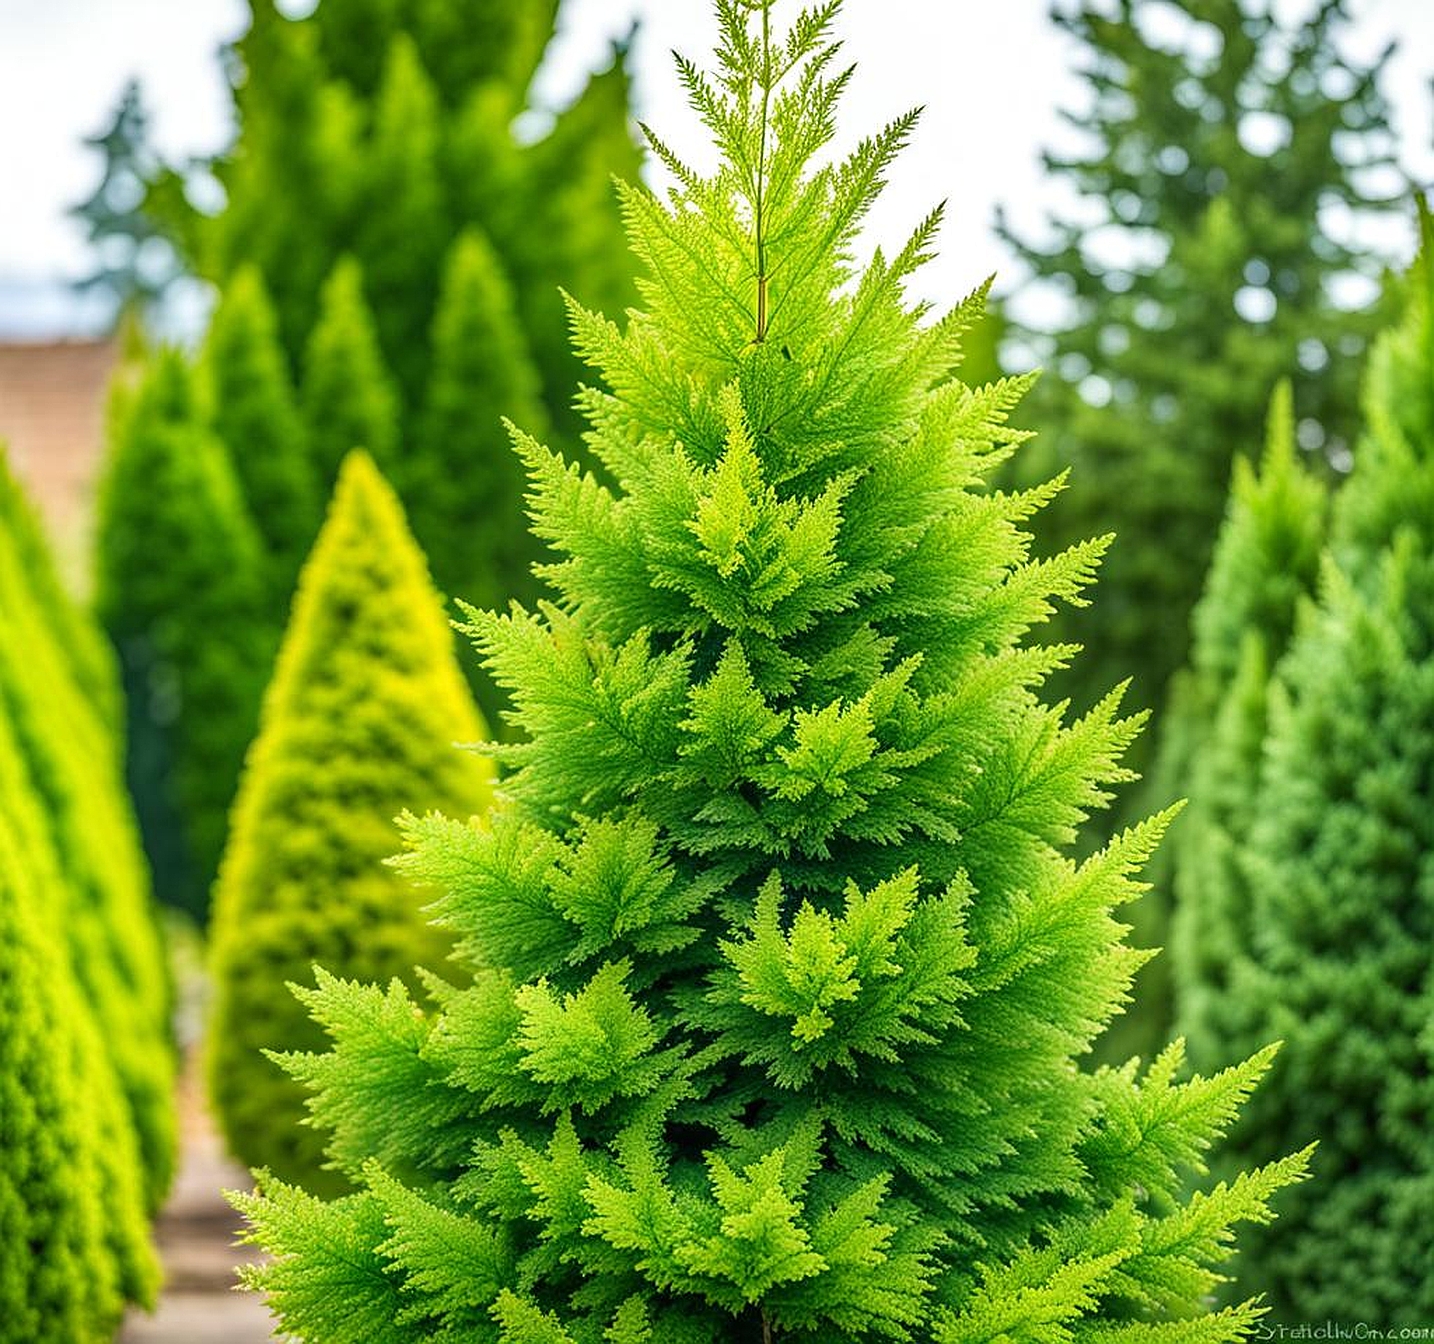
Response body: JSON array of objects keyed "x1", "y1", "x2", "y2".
[
  {"x1": 1166, "y1": 382, "x2": 1329, "y2": 1073},
  {"x1": 236, "y1": 8, "x2": 1307, "y2": 1340},
  {"x1": 998, "y1": 0, "x2": 1400, "y2": 750},
  {"x1": 1201, "y1": 218, "x2": 1434, "y2": 1323},
  {"x1": 0, "y1": 446, "x2": 176, "y2": 1208},
  {"x1": 96, "y1": 350, "x2": 273, "y2": 921},
  {"x1": 203, "y1": 263, "x2": 321, "y2": 602},
  {"x1": 301, "y1": 258, "x2": 402, "y2": 488},
  {"x1": 208, "y1": 452, "x2": 494, "y2": 1194},
  {"x1": 407, "y1": 228, "x2": 548, "y2": 664}
]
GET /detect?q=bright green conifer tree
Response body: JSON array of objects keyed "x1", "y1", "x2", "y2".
[
  {"x1": 208, "y1": 452, "x2": 494, "y2": 1193},
  {"x1": 301, "y1": 258, "x2": 402, "y2": 488},
  {"x1": 1165, "y1": 383, "x2": 1328, "y2": 1073},
  {"x1": 203, "y1": 263, "x2": 321, "y2": 601},
  {"x1": 0, "y1": 447, "x2": 176, "y2": 1207},
  {"x1": 1202, "y1": 219, "x2": 1434, "y2": 1324},
  {"x1": 96, "y1": 350, "x2": 273, "y2": 920},
  {"x1": 236, "y1": 8, "x2": 1308, "y2": 1341}
]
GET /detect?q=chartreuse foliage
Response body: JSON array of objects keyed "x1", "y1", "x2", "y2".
[
  {"x1": 208, "y1": 452, "x2": 493, "y2": 1194},
  {"x1": 1200, "y1": 218, "x2": 1434, "y2": 1323},
  {"x1": 1166, "y1": 383, "x2": 1328, "y2": 1075},
  {"x1": 0, "y1": 444, "x2": 175, "y2": 1211},
  {"x1": 236, "y1": 6, "x2": 1308, "y2": 1340},
  {"x1": 96, "y1": 348, "x2": 274, "y2": 921}
]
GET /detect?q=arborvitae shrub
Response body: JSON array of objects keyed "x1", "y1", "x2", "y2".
[
  {"x1": 406, "y1": 227, "x2": 548, "y2": 710},
  {"x1": 203, "y1": 263, "x2": 321, "y2": 602},
  {"x1": 0, "y1": 448, "x2": 176, "y2": 1208},
  {"x1": 1206, "y1": 222, "x2": 1434, "y2": 1323},
  {"x1": 0, "y1": 706, "x2": 160, "y2": 1340},
  {"x1": 237, "y1": 6, "x2": 1308, "y2": 1340},
  {"x1": 1167, "y1": 383, "x2": 1328, "y2": 1074},
  {"x1": 301, "y1": 258, "x2": 401, "y2": 489},
  {"x1": 208, "y1": 452, "x2": 494, "y2": 1193},
  {"x1": 96, "y1": 349, "x2": 273, "y2": 920}
]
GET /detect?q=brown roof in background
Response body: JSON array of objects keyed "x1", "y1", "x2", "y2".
[{"x1": 0, "y1": 338, "x2": 116, "y2": 593}]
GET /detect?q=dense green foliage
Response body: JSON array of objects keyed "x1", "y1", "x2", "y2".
[
  {"x1": 208, "y1": 453, "x2": 494, "y2": 1194},
  {"x1": 406, "y1": 227, "x2": 548, "y2": 621},
  {"x1": 152, "y1": 0, "x2": 640, "y2": 439},
  {"x1": 96, "y1": 350, "x2": 273, "y2": 920},
  {"x1": 1166, "y1": 383, "x2": 1328, "y2": 1073},
  {"x1": 998, "y1": 0, "x2": 1399, "y2": 751},
  {"x1": 236, "y1": 7, "x2": 1307, "y2": 1340},
  {"x1": 1, "y1": 445, "x2": 176, "y2": 1210},
  {"x1": 300, "y1": 257, "x2": 402, "y2": 488},
  {"x1": 202, "y1": 263, "x2": 321, "y2": 601},
  {"x1": 0, "y1": 449, "x2": 168, "y2": 1336},
  {"x1": 1190, "y1": 222, "x2": 1434, "y2": 1322}
]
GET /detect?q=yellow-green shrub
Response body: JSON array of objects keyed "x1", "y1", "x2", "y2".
[{"x1": 207, "y1": 451, "x2": 493, "y2": 1191}]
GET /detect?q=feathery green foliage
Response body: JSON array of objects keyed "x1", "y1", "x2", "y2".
[
  {"x1": 96, "y1": 349, "x2": 273, "y2": 920},
  {"x1": 236, "y1": 6, "x2": 1307, "y2": 1340},
  {"x1": 998, "y1": 0, "x2": 1400, "y2": 796},
  {"x1": 0, "y1": 775, "x2": 159, "y2": 1342},
  {"x1": 301, "y1": 257, "x2": 402, "y2": 489},
  {"x1": 1203, "y1": 216, "x2": 1434, "y2": 1323},
  {"x1": 0, "y1": 444, "x2": 176, "y2": 1209},
  {"x1": 1166, "y1": 383, "x2": 1329, "y2": 1073},
  {"x1": 203, "y1": 263, "x2": 321, "y2": 601},
  {"x1": 208, "y1": 452, "x2": 494, "y2": 1194}
]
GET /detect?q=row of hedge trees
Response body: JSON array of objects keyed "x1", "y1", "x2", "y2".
[
  {"x1": 0, "y1": 448, "x2": 174, "y2": 1342},
  {"x1": 1168, "y1": 211, "x2": 1434, "y2": 1323},
  {"x1": 98, "y1": 0, "x2": 642, "y2": 922}
]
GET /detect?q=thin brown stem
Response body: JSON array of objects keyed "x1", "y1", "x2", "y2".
[{"x1": 761, "y1": 1308, "x2": 774, "y2": 1344}]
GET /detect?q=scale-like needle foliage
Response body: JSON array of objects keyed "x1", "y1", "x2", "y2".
[
  {"x1": 208, "y1": 453, "x2": 494, "y2": 1194},
  {"x1": 237, "y1": 6, "x2": 1308, "y2": 1340},
  {"x1": 1197, "y1": 216, "x2": 1434, "y2": 1324}
]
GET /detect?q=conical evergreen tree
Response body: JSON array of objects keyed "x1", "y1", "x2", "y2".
[
  {"x1": 997, "y1": 0, "x2": 1400, "y2": 783},
  {"x1": 301, "y1": 258, "x2": 402, "y2": 488},
  {"x1": 0, "y1": 445, "x2": 120, "y2": 734},
  {"x1": 236, "y1": 8, "x2": 1307, "y2": 1341},
  {"x1": 1166, "y1": 382, "x2": 1329, "y2": 1074},
  {"x1": 1204, "y1": 218, "x2": 1434, "y2": 1323},
  {"x1": 208, "y1": 452, "x2": 494, "y2": 1194},
  {"x1": 0, "y1": 447, "x2": 176, "y2": 1208},
  {"x1": 0, "y1": 792, "x2": 159, "y2": 1341},
  {"x1": 203, "y1": 263, "x2": 321, "y2": 601},
  {"x1": 407, "y1": 227, "x2": 547, "y2": 687},
  {"x1": 96, "y1": 350, "x2": 273, "y2": 921}
]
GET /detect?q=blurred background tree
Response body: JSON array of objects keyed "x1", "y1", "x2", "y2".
[
  {"x1": 68, "y1": 79, "x2": 182, "y2": 328},
  {"x1": 998, "y1": 0, "x2": 1401, "y2": 757},
  {"x1": 997, "y1": 0, "x2": 1406, "y2": 1062}
]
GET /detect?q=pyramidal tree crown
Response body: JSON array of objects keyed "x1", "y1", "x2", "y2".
[{"x1": 236, "y1": 4, "x2": 1308, "y2": 1341}]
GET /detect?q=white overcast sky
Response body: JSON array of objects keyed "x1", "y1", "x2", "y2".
[{"x1": 1, "y1": 0, "x2": 1432, "y2": 335}]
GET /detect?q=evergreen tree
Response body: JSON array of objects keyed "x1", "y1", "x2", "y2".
[
  {"x1": 301, "y1": 258, "x2": 402, "y2": 488},
  {"x1": 96, "y1": 350, "x2": 273, "y2": 921},
  {"x1": 203, "y1": 263, "x2": 321, "y2": 602},
  {"x1": 236, "y1": 8, "x2": 1308, "y2": 1340},
  {"x1": 0, "y1": 445, "x2": 121, "y2": 734},
  {"x1": 0, "y1": 772, "x2": 159, "y2": 1341},
  {"x1": 1204, "y1": 218, "x2": 1434, "y2": 1322},
  {"x1": 1167, "y1": 381, "x2": 1329, "y2": 1075},
  {"x1": 69, "y1": 78, "x2": 178, "y2": 323},
  {"x1": 208, "y1": 452, "x2": 494, "y2": 1194},
  {"x1": 0, "y1": 446, "x2": 176, "y2": 1209},
  {"x1": 997, "y1": 0, "x2": 1400, "y2": 750},
  {"x1": 407, "y1": 228, "x2": 548, "y2": 671}
]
